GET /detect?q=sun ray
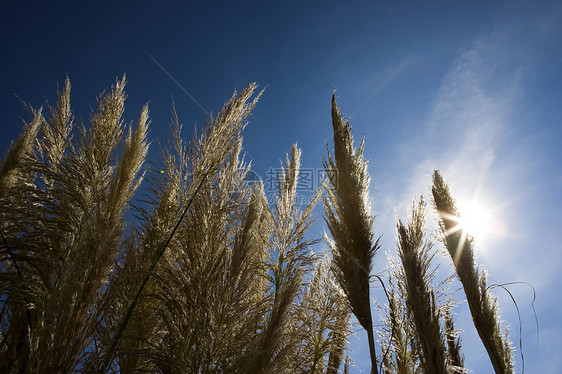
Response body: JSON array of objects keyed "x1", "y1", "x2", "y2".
[
  {"x1": 437, "y1": 211, "x2": 469, "y2": 264},
  {"x1": 438, "y1": 197, "x2": 506, "y2": 258}
]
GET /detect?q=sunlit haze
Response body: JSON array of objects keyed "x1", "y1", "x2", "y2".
[{"x1": 457, "y1": 198, "x2": 507, "y2": 246}]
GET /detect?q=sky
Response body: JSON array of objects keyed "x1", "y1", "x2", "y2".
[{"x1": 1, "y1": 1, "x2": 561, "y2": 372}]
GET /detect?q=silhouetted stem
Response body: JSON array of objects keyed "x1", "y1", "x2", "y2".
[
  {"x1": 99, "y1": 169, "x2": 210, "y2": 373},
  {"x1": 367, "y1": 322, "x2": 379, "y2": 374}
]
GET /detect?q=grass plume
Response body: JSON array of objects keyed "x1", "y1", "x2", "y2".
[
  {"x1": 432, "y1": 170, "x2": 513, "y2": 374},
  {"x1": 396, "y1": 197, "x2": 448, "y2": 373},
  {"x1": 0, "y1": 78, "x2": 523, "y2": 374},
  {"x1": 323, "y1": 94, "x2": 380, "y2": 374}
]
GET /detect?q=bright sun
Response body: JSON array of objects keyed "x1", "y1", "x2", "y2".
[
  {"x1": 454, "y1": 199, "x2": 507, "y2": 245},
  {"x1": 457, "y1": 200, "x2": 492, "y2": 241}
]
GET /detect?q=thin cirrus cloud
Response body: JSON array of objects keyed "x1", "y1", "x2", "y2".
[
  {"x1": 380, "y1": 30, "x2": 523, "y2": 236},
  {"x1": 381, "y1": 27, "x2": 556, "y2": 373},
  {"x1": 427, "y1": 33, "x2": 521, "y2": 195}
]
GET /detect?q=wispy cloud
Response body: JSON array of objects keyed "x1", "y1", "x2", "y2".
[
  {"x1": 372, "y1": 31, "x2": 525, "y2": 273},
  {"x1": 426, "y1": 34, "x2": 521, "y2": 193},
  {"x1": 383, "y1": 31, "x2": 557, "y2": 374},
  {"x1": 145, "y1": 51, "x2": 210, "y2": 117},
  {"x1": 384, "y1": 32, "x2": 522, "y2": 220}
]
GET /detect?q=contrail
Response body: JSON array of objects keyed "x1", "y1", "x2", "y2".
[
  {"x1": 145, "y1": 51, "x2": 210, "y2": 118},
  {"x1": 146, "y1": 51, "x2": 260, "y2": 172},
  {"x1": 351, "y1": 55, "x2": 413, "y2": 117}
]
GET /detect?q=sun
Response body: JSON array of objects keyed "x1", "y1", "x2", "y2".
[
  {"x1": 454, "y1": 198, "x2": 507, "y2": 245},
  {"x1": 457, "y1": 200, "x2": 492, "y2": 240}
]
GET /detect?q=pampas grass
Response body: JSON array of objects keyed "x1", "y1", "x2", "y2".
[
  {"x1": 377, "y1": 281, "x2": 417, "y2": 374},
  {"x1": 395, "y1": 197, "x2": 447, "y2": 374},
  {"x1": 444, "y1": 309, "x2": 465, "y2": 373},
  {"x1": 0, "y1": 78, "x2": 520, "y2": 374},
  {"x1": 247, "y1": 144, "x2": 319, "y2": 374},
  {"x1": 432, "y1": 170, "x2": 513, "y2": 374},
  {"x1": 295, "y1": 256, "x2": 350, "y2": 374},
  {"x1": 323, "y1": 94, "x2": 380, "y2": 374},
  {"x1": 0, "y1": 75, "x2": 149, "y2": 373},
  {"x1": 0, "y1": 95, "x2": 43, "y2": 374}
]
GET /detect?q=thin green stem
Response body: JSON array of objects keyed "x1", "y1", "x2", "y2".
[{"x1": 98, "y1": 169, "x2": 210, "y2": 373}]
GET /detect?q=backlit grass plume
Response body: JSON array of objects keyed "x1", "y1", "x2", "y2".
[
  {"x1": 100, "y1": 84, "x2": 264, "y2": 373},
  {"x1": 247, "y1": 144, "x2": 319, "y2": 374},
  {"x1": 323, "y1": 94, "x2": 380, "y2": 374},
  {"x1": 0, "y1": 76, "x2": 524, "y2": 374},
  {"x1": 294, "y1": 256, "x2": 350, "y2": 374},
  {"x1": 0, "y1": 96, "x2": 43, "y2": 373},
  {"x1": 377, "y1": 278, "x2": 417, "y2": 374},
  {"x1": 444, "y1": 308, "x2": 465, "y2": 373},
  {"x1": 396, "y1": 197, "x2": 448, "y2": 374},
  {"x1": 0, "y1": 76, "x2": 149, "y2": 373},
  {"x1": 432, "y1": 170, "x2": 513, "y2": 374}
]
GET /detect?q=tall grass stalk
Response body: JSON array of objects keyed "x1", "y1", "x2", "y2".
[
  {"x1": 0, "y1": 77, "x2": 523, "y2": 374},
  {"x1": 247, "y1": 144, "x2": 319, "y2": 374},
  {"x1": 377, "y1": 279, "x2": 416, "y2": 374},
  {"x1": 110, "y1": 84, "x2": 263, "y2": 373},
  {"x1": 396, "y1": 197, "x2": 448, "y2": 373},
  {"x1": 323, "y1": 94, "x2": 380, "y2": 374},
  {"x1": 295, "y1": 256, "x2": 350, "y2": 374},
  {"x1": 0, "y1": 76, "x2": 150, "y2": 373},
  {"x1": 432, "y1": 170, "x2": 513, "y2": 374},
  {"x1": 0, "y1": 104, "x2": 43, "y2": 373},
  {"x1": 444, "y1": 308, "x2": 466, "y2": 373},
  {"x1": 98, "y1": 167, "x2": 209, "y2": 372}
]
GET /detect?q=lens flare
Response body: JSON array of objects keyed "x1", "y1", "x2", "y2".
[
  {"x1": 456, "y1": 199, "x2": 507, "y2": 245},
  {"x1": 458, "y1": 200, "x2": 492, "y2": 239}
]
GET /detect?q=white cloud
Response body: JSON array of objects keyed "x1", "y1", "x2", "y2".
[
  {"x1": 397, "y1": 30, "x2": 562, "y2": 374},
  {"x1": 426, "y1": 32, "x2": 522, "y2": 196},
  {"x1": 367, "y1": 28, "x2": 530, "y2": 372},
  {"x1": 374, "y1": 32, "x2": 523, "y2": 259},
  {"x1": 354, "y1": 8, "x2": 562, "y2": 373}
]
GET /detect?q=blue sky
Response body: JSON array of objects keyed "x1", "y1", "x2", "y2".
[{"x1": 1, "y1": 1, "x2": 561, "y2": 372}]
